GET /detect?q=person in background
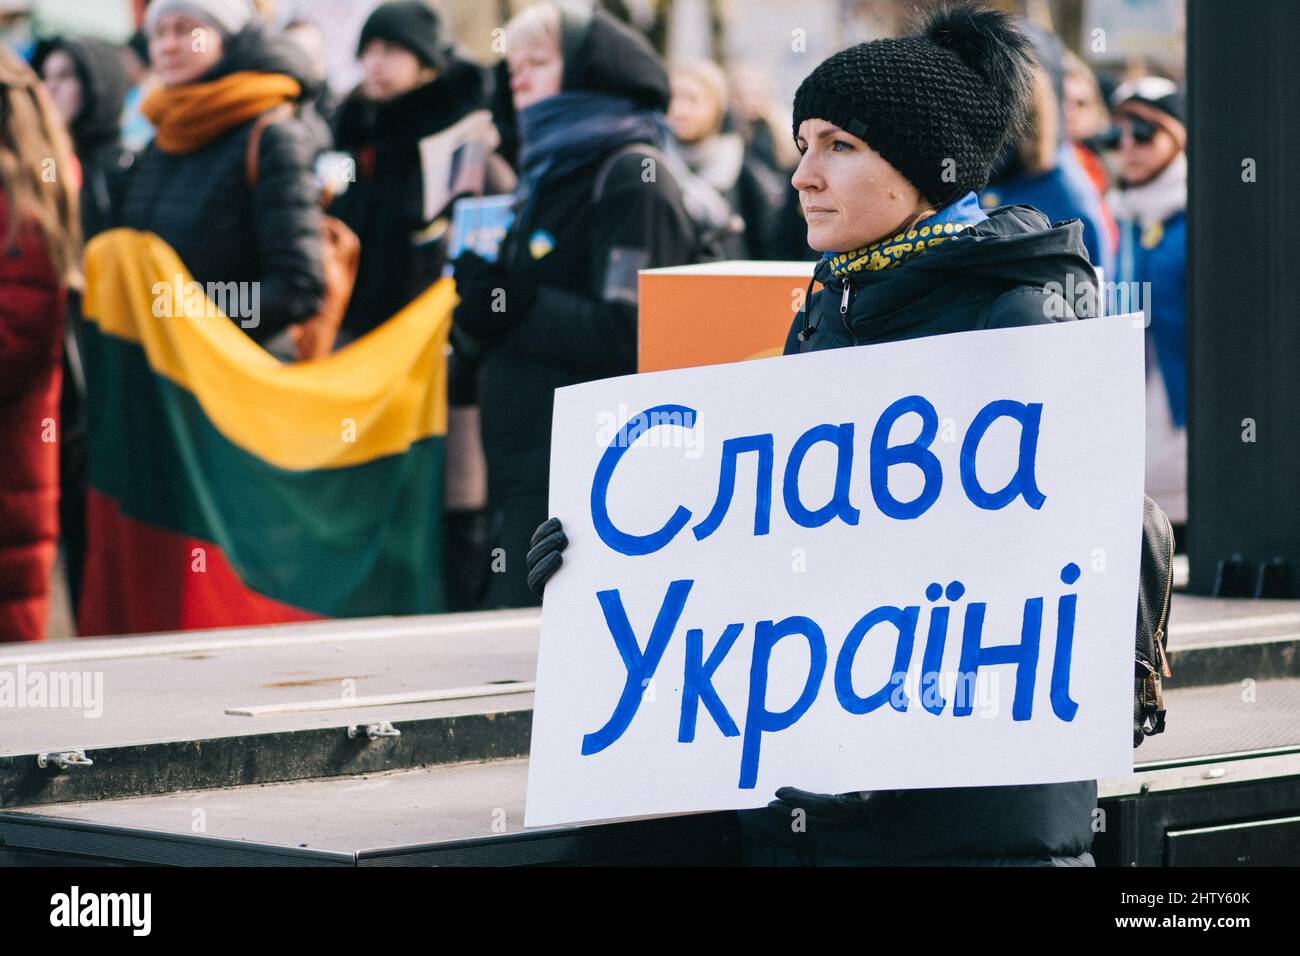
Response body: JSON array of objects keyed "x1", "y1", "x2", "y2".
[
  {"x1": 727, "y1": 62, "x2": 801, "y2": 176},
  {"x1": 667, "y1": 58, "x2": 785, "y2": 260},
  {"x1": 34, "y1": 35, "x2": 133, "y2": 625},
  {"x1": 282, "y1": 18, "x2": 337, "y2": 150},
  {"x1": 1106, "y1": 77, "x2": 1187, "y2": 528},
  {"x1": 525, "y1": 3, "x2": 1101, "y2": 866},
  {"x1": 1062, "y1": 50, "x2": 1118, "y2": 250},
  {"x1": 0, "y1": 46, "x2": 81, "y2": 642},
  {"x1": 329, "y1": 0, "x2": 491, "y2": 343},
  {"x1": 723, "y1": 67, "x2": 815, "y2": 262},
  {"x1": 981, "y1": 22, "x2": 1115, "y2": 279},
  {"x1": 1062, "y1": 51, "x2": 1113, "y2": 194},
  {"x1": 452, "y1": 0, "x2": 695, "y2": 609},
  {"x1": 120, "y1": 0, "x2": 325, "y2": 344},
  {"x1": 35, "y1": 37, "x2": 132, "y2": 242},
  {"x1": 118, "y1": 30, "x2": 155, "y2": 153}
]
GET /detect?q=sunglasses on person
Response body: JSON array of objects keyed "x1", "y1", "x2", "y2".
[{"x1": 1099, "y1": 116, "x2": 1159, "y2": 149}]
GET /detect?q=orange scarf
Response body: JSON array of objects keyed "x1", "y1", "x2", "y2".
[{"x1": 143, "y1": 71, "x2": 301, "y2": 154}]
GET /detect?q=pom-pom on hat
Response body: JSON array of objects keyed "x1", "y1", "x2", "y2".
[{"x1": 791, "y1": 2, "x2": 1037, "y2": 207}]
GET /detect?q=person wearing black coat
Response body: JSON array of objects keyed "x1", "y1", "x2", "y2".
[
  {"x1": 34, "y1": 36, "x2": 133, "y2": 239},
  {"x1": 451, "y1": 1, "x2": 696, "y2": 609},
  {"x1": 525, "y1": 4, "x2": 1105, "y2": 866},
  {"x1": 34, "y1": 35, "x2": 133, "y2": 623},
  {"x1": 120, "y1": 1, "x2": 325, "y2": 344},
  {"x1": 329, "y1": 1, "x2": 491, "y2": 340}
]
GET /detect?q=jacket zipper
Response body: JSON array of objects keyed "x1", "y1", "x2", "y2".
[
  {"x1": 1154, "y1": 508, "x2": 1175, "y2": 678},
  {"x1": 838, "y1": 280, "x2": 859, "y2": 344}
]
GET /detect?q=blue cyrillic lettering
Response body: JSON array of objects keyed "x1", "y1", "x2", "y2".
[
  {"x1": 1052, "y1": 563, "x2": 1081, "y2": 721},
  {"x1": 869, "y1": 395, "x2": 943, "y2": 519},
  {"x1": 693, "y1": 434, "x2": 774, "y2": 540},
  {"x1": 954, "y1": 597, "x2": 1041, "y2": 720},
  {"x1": 960, "y1": 399, "x2": 1047, "y2": 510},
  {"x1": 739, "y1": 615, "x2": 826, "y2": 789},
  {"x1": 782, "y1": 422, "x2": 861, "y2": 528},
  {"x1": 582, "y1": 579, "x2": 694, "y2": 755},
  {"x1": 834, "y1": 605, "x2": 920, "y2": 714},
  {"x1": 590, "y1": 404, "x2": 697, "y2": 556},
  {"x1": 679, "y1": 623, "x2": 743, "y2": 743}
]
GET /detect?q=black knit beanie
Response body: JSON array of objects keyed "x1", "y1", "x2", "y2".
[
  {"x1": 791, "y1": 3, "x2": 1036, "y2": 208},
  {"x1": 358, "y1": 1, "x2": 449, "y2": 71}
]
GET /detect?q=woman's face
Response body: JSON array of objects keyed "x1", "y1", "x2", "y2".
[
  {"x1": 360, "y1": 38, "x2": 434, "y2": 102},
  {"x1": 667, "y1": 72, "x2": 719, "y2": 144},
  {"x1": 1063, "y1": 73, "x2": 1105, "y2": 142},
  {"x1": 1115, "y1": 106, "x2": 1181, "y2": 187},
  {"x1": 792, "y1": 118, "x2": 925, "y2": 253},
  {"x1": 150, "y1": 12, "x2": 224, "y2": 86},
  {"x1": 507, "y1": 36, "x2": 563, "y2": 112},
  {"x1": 40, "y1": 49, "x2": 82, "y2": 125}
]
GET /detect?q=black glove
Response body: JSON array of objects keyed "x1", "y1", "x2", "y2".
[
  {"x1": 766, "y1": 787, "x2": 878, "y2": 832},
  {"x1": 451, "y1": 250, "x2": 534, "y2": 340},
  {"x1": 526, "y1": 516, "x2": 567, "y2": 598}
]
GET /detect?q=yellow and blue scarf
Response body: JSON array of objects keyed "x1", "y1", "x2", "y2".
[{"x1": 824, "y1": 191, "x2": 988, "y2": 277}]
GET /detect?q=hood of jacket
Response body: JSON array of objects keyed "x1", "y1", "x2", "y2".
[
  {"x1": 33, "y1": 36, "x2": 128, "y2": 155},
  {"x1": 809, "y1": 204, "x2": 1094, "y2": 341},
  {"x1": 334, "y1": 55, "x2": 485, "y2": 152},
  {"x1": 559, "y1": 5, "x2": 670, "y2": 111}
]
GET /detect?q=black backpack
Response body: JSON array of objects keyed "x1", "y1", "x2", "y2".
[
  {"x1": 1135, "y1": 494, "x2": 1175, "y2": 747},
  {"x1": 591, "y1": 143, "x2": 735, "y2": 265}
]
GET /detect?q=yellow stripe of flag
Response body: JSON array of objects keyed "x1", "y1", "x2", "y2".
[{"x1": 83, "y1": 229, "x2": 452, "y2": 471}]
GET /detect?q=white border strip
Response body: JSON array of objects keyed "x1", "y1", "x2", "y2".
[
  {"x1": 0, "y1": 613, "x2": 541, "y2": 667},
  {"x1": 224, "y1": 682, "x2": 536, "y2": 716}
]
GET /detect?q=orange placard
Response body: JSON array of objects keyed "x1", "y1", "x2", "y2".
[{"x1": 637, "y1": 261, "x2": 820, "y2": 372}]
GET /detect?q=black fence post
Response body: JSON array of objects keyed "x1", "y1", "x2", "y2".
[{"x1": 1186, "y1": 0, "x2": 1300, "y2": 597}]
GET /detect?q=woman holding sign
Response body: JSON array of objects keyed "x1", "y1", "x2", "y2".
[{"x1": 527, "y1": 3, "x2": 1103, "y2": 865}]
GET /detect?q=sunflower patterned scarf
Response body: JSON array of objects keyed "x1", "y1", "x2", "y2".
[{"x1": 825, "y1": 191, "x2": 988, "y2": 277}]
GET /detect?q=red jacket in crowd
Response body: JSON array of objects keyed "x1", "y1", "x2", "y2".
[{"x1": 0, "y1": 192, "x2": 65, "y2": 642}]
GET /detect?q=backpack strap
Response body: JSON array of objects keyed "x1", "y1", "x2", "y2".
[
  {"x1": 591, "y1": 143, "x2": 666, "y2": 207},
  {"x1": 244, "y1": 103, "x2": 296, "y2": 189}
]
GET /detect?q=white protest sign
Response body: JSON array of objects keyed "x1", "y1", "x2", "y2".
[
  {"x1": 525, "y1": 315, "x2": 1145, "y2": 827},
  {"x1": 418, "y1": 110, "x2": 498, "y2": 222}
]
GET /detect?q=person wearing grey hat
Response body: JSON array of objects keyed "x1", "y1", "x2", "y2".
[
  {"x1": 120, "y1": 2, "x2": 326, "y2": 344},
  {"x1": 144, "y1": 0, "x2": 256, "y2": 43}
]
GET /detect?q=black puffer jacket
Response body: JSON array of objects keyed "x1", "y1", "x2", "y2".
[
  {"x1": 745, "y1": 204, "x2": 1102, "y2": 866},
  {"x1": 120, "y1": 27, "x2": 325, "y2": 343},
  {"x1": 787, "y1": 205, "x2": 1092, "y2": 352},
  {"x1": 330, "y1": 57, "x2": 488, "y2": 338}
]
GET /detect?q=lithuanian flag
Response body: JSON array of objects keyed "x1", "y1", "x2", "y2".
[{"x1": 78, "y1": 230, "x2": 453, "y2": 636}]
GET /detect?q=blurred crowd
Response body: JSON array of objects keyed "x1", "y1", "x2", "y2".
[{"x1": 0, "y1": 0, "x2": 1187, "y2": 639}]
